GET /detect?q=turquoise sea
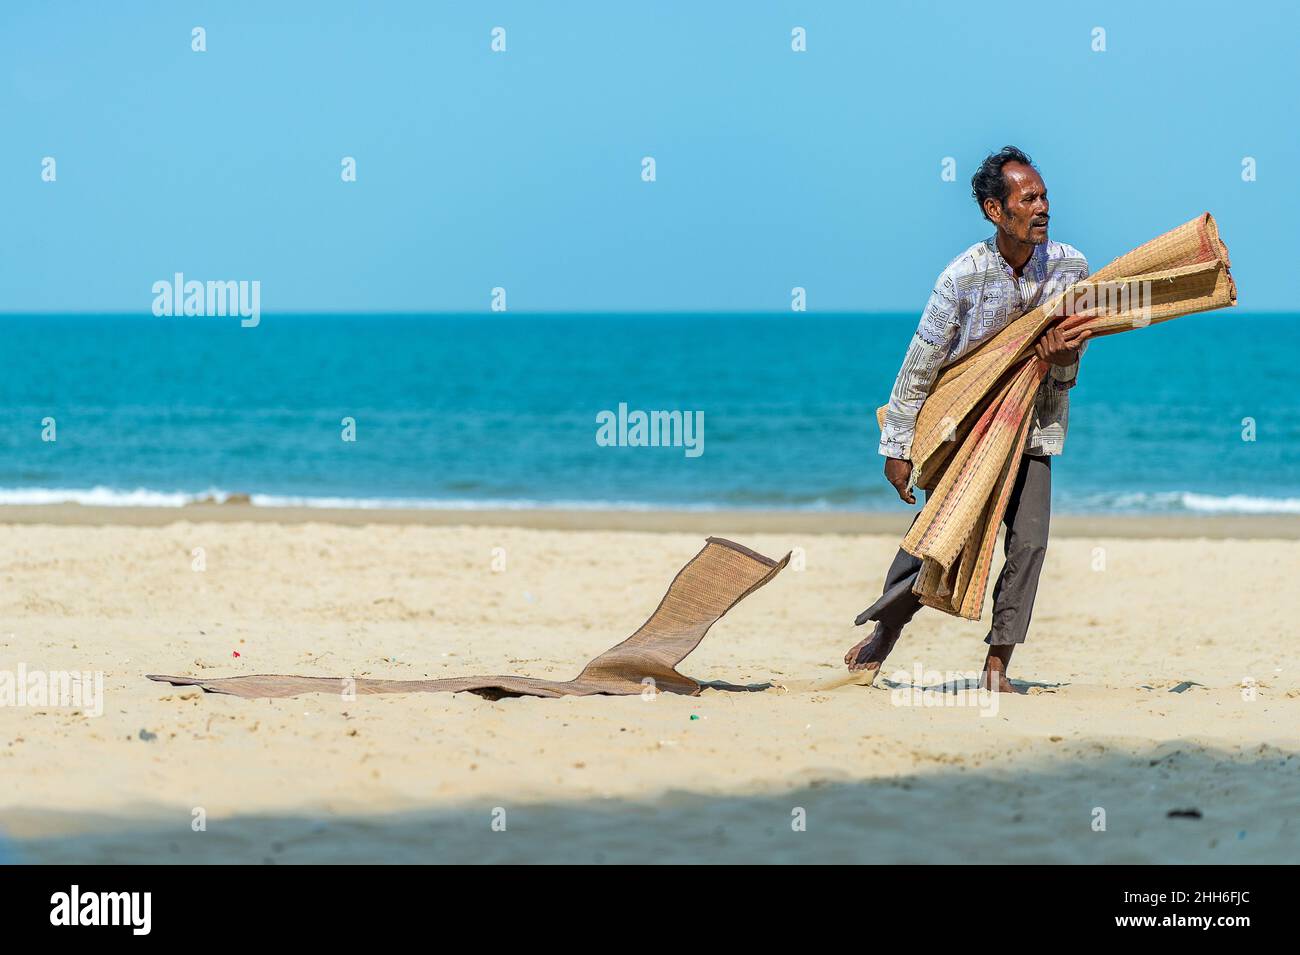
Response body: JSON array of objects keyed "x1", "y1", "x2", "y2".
[{"x1": 0, "y1": 311, "x2": 1293, "y2": 514}]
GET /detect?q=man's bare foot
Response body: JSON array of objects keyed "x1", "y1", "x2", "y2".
[
  {"x1": 844, "y1": 623, "x2": 903, "y2": 679},
  {"x1": 980, "y1": 644, "x2": 1019, "y2": 694}
]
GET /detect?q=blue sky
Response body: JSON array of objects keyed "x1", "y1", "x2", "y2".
[{"x1": 2, "y1": 0, "x2": 1294, "y2": 313}]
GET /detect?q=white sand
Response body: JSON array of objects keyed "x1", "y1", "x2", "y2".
[{"x1": 0, "y1": 514, "x2": 1296, "y2": 863}]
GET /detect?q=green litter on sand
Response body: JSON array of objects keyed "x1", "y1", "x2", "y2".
[{"x1": 689, "y1": 714, "x2": 700, "y2": 721}]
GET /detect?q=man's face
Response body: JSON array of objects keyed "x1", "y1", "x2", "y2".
[{"x1": 987, "y1": 162, "x2": 1049, "y2": 244}]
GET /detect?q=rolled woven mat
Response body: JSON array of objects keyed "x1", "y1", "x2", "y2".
[
  {"x1": 873, "y1": 213, "x2": 1236, "y2": 620},
  {"x1": 148, "y1": 537, "x2": 790, "y2": 700}
]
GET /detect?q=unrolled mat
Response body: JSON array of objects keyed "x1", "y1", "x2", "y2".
[{"x1": 148, "y1": 537, "x2": 790, "y2": 701}]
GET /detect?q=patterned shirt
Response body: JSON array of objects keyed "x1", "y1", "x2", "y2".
[{"x1": 878, "y1": 235, "x2": 1090, "y2": 461}]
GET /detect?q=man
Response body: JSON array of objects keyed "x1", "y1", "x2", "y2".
[{"x1": 844, "y1": 146, "x2": 1092, "y2": 693}]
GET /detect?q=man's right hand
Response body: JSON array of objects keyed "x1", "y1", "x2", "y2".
[{"x1": 885, "y1": 457, "x2": 915, "y2": 505}]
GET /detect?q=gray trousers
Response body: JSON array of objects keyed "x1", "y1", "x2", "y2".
[{"x1": 858, "y1": 453, "x2": 1052, "y2": 646}]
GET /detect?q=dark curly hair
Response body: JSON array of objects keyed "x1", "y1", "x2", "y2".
[{"x1": 971, "y1": 146, "x2": 1034, "y2": 222}]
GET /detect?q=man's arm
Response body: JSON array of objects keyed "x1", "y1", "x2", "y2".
[
  {"x1": 1035, "y1": 325, "x2": 1091, "y2": 382},
  {"x1": 1042, "y1": 260, "x2": 1092, "y2": 389},
  {"x1": 878, "y1": 277, "x2": 960, "y2": 501},
  {"x1": 1047, "y1": 338, "x2": 1086, "y2": 388}
]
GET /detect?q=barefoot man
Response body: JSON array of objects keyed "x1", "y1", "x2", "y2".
[{"x1": 845, "y1": 146, "x2": 1092, "y2": 693}]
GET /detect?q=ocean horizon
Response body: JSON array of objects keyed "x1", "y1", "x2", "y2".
[{"x1": 0, "y1": 311, "x2": 1292, "y2": 516}]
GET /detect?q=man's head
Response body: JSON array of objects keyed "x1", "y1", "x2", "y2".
[{"x1": 971, "y1": 146, "x2": 1049, "y2": 245}]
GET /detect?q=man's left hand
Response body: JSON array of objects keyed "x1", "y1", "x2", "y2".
[{"x1": 1034, "y1": 325, "x2": 1091, "y2": 366}]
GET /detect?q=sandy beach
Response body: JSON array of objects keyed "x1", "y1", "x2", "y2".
[{"x1": 1, "y1": 505, "x2": 1297, "y2": 864}]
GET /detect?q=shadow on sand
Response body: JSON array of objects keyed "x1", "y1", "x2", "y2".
[{"x1": 6, "y1": 744, "x2": 1295, "y2": 863}]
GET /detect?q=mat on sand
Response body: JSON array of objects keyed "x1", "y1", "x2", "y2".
[
  {"x1": 148, "y1": 537, "x2": 790, "y2": 700},
  {"x1": 869, "y1": 213, "x2": 1236, "y2": 622}
]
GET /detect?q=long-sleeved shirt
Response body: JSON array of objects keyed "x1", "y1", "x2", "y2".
[{"x1": 878, "y1": 235, "x2": 1090, "y2": 461}]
